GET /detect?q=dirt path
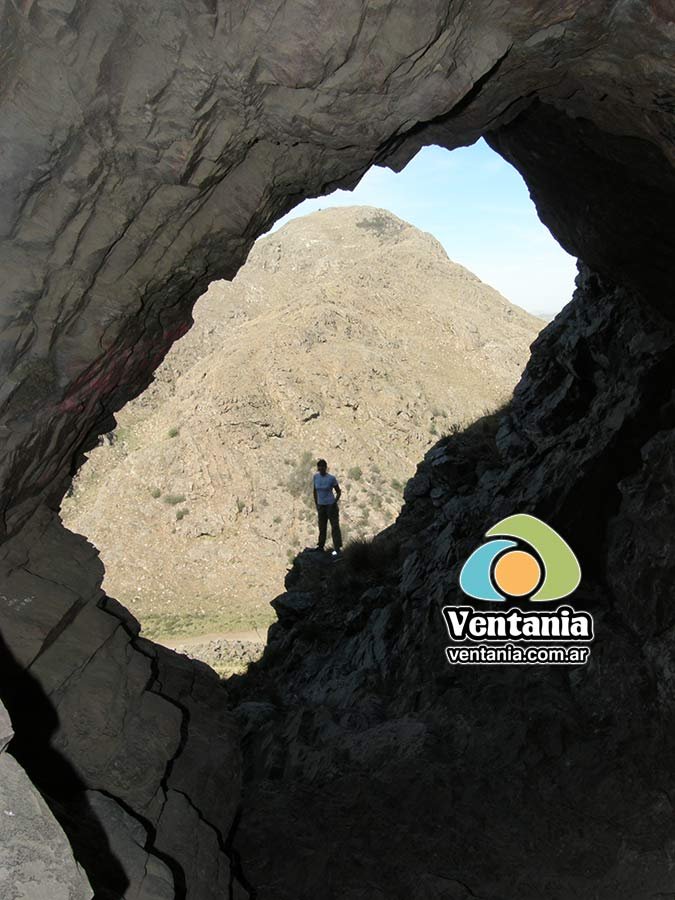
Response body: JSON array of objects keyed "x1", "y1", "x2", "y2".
[{"x1": 160, "y1": 627, "x2": 268, "y2": 649}]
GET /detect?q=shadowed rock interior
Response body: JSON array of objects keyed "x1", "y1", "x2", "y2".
[{"x1": 0, "y1": 1, "x2": 673, "y2": 897}]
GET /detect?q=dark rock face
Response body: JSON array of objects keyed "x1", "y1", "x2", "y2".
[
  {"x1": 1, "y1": 1, "x2": 674, "y2": 897},
  {"x1": 0, "y1": 509, "x2": 245, "y2": 898},
  {"x1": 0, "y1": 699, "x2": 92, "y2": 898},
  {"x1": 231, "y1": 266, "x2": 675, "y2": 898}
]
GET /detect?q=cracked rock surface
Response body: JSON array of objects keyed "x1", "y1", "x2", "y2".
[
  {"x1": 230, "y1": 266, "x2": 675, "y2": 898},
  {"x1": 0, "y1": 508, "x2": 246, "y2": 898},
  {"x1": 0, "y1": 700, "x2": 92, "y2": 900},
  {"x1": 0, "y1": 0, "x2": 674, "y2": 896}
]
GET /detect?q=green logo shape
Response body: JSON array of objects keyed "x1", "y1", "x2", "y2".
[{"x1": 486, "y1": 513, "x2": 581, "y2": 601}]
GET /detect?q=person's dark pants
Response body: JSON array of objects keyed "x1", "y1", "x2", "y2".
[{"x1": 317, "y1": 502, "x2": 342, "y2": 550}]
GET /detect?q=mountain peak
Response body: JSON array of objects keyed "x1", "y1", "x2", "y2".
[
  {"x1": 62, "y1": 205, "x2": 542, "y2": 645},
  {"x1": 249, "y1": 206, "x2": 460, "y2": 284}
]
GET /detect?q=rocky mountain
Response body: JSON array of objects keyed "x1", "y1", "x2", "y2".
[{"x1": 61, "y1": 206, "x2": 541, "y2": 646}]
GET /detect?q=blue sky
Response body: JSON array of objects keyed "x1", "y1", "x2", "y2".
[{"x1": 270, "y1": 139, "x2": 577, "y2": 315}]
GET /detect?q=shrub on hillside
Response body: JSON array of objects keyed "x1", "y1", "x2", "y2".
[
  {"x1": 286, "y1": 450, "x2": 314, "y2": 498},
  {"x1": 163, "y1": 493, "x2": 186, "y2": 505},
  {"x1": 342, "y1": 534, "x2": 401, "y2": 577},
  {"x1": 440, "y1": 404, "x2": 506, "y2": 469}
]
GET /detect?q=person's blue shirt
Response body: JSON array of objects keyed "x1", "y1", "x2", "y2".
[{"x1": 313, "y1": 472, "x2": 338, "y2": 505}]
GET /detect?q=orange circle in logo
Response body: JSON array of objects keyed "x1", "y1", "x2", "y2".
[{"x1": 493, "y1": 550, "x2": 541, "y2": 596}]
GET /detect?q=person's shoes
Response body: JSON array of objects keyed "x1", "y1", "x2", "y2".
[
  {"x1": 331, "y1": 549, "x2": 341, "y2": 557},
  {"x1": 315, "y1": 545, "x2": 325, "y2": 552}
]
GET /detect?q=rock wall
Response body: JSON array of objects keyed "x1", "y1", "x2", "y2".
[
  {"x1": 0, "y1": 699, "x2": 92, "y2": 899},
  {"x1": 1, "y1": 1, "x2": 674, "y2": 896},
  {"x1": 1, "y1": 0, "x2": 673, "y2": 541},
  {"x1": 0, "y1": 506, "x2": 246, "y2": 898},
  {"x1": 231, "y1": 264, "x2": 675, "y2": 898}
]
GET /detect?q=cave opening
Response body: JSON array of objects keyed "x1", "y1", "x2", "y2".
[
  {"x1": 1, "y1": 6, "x2": 674, "y2": 897},
  {"x1": 59, "y1": 137, "x2": 572, "y2": 677}
]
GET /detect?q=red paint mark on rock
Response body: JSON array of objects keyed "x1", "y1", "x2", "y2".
[{"x1": 58, "y1": 317, "x2": 193, "y2": 416}]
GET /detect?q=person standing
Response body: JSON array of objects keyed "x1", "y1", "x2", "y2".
[{"x1": 313, "y1": 458, "x2": 342, "y2": 555}]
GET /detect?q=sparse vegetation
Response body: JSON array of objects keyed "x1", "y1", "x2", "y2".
[
  {"x1": 163, "y1": 493, "x2": 186, "y2": 506},
  {"x1": 391, "y1": 478, "x2": 403, "y2": 491},
  {"x1": 356, "y1": 212, "x2": 404, "y2": 238},
  {"x1": 141, "y1": 612, "x2": 208, "y2": 639},
  {"x1": 176, "y1": 508, "x2": 189, "y2": 520},
  {"x1": 236, "y1": 498, "x2": 246, "y2": 513},
  {"x1": 300, "y1": 491, "x2": 315, "y2": 510},
  {"x1": 140, "y1": 607, "x2": 273, "y2": 641},
  {"x1": 348, "y1": 466, "x2": 363, "y2": 481},
  {"x1": 113, "y1": 425, "x2": 141, "y2": 452},
  {"x1": 342, "y1": 534, "x2": 401, "y2": 578},
  {"x1": 439, "y1": 404, "x2": 506, "y2": 468},
  {"x1": 286, "y1": 450, "x2": 314, "y2": 498},
  {"x1": 149, "y1": 487, "x2": 161, "y2": 499},
  {"x1": 273, "y1": 515, "x2": 282, "y2": 524},
  {"x1": 168, "y1": 427, "x2": 180, "y2": 438}
]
